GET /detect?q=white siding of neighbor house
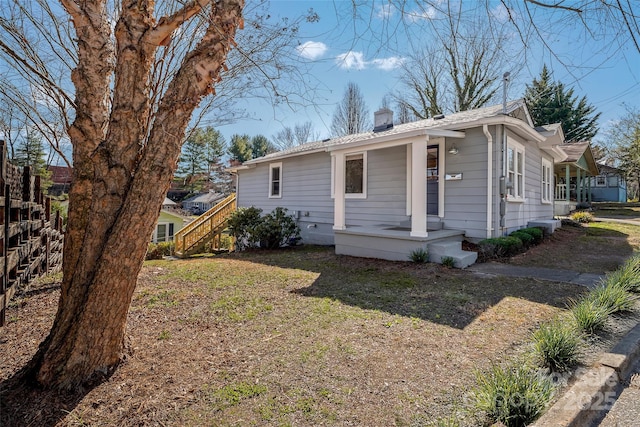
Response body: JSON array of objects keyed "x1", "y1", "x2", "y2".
[
  {"x1": 345, "y1": 146, "x2": 409, "y2": 226},
  {"x1": 237, "y1": 152, "x2": 336, "y2": 245}
]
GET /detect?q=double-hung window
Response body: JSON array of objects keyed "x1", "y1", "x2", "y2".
[
  {"x1": 345, "y1": 152, "x2": 366, "y2": 198},
  {"x1": 541, "y1": 159, "x2": 552, "y2": 203},
  {"x1": 595, "y1": 175, "x2": 607, "y2": 187},
  {"x1": 269, "y1": 162, "x2": 282, "y2": 198},
  {"x1": 507, "y1": 139, "x2": 525, "y2": 201}
]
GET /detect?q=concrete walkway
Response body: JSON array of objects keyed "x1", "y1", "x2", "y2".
[{"x1": 467, "y1": 262, "x2": 604, "y2": 289}]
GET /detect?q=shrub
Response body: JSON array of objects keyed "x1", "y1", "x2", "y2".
[
  {"x1": 227, "y1": 206, "x2": 301, "y2": 250},
  {"x1": 409, "y1": 248, "x2": 429, "y2": 263},
  {"x1": 519, "y1": 227, "x2": 544, "y2": 243},
  {"x1": 570, "y1": 211, "x2": 594, "y2": 223},
  {"x1": 510, "y1": 231, "x2": 534, "y2": 247},
  {"x1": 571, "y1": 298, "x2": 611, "y2": 334},
  {"x1": 532, "y1": 320, "x2": 581, "y2": 372},
  {"x1": 478, "y1": 236, "x2": 524, "y2": 258},
  {"x1": 145, "y1": 242, "x2": 175, "y2": 260},
  {"x1": 254, "y1": 207, "x2": 301, "y2": 249},
  {"x1": 227, "y1": 207, "x2": 263, "y2": 250},
  {"x1": 473, "y1": 363, "x2": 555, "y2": 427}
]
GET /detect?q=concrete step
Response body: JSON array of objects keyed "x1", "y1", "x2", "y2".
[{"x1": 428, "y1": 240, "x2": 478, "y2": 269}]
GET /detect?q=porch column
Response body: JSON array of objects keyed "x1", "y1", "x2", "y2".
[
  {"x1": 333, "y1": 152, "x2": 346, "y2": 230},
  {"x1": 410, "y1": 139, "x2": 428, "y2": 237},
  {"x1": 588, "y1": 175, "x2": 592, "y2": 202},
  {"x1": 576, "y1": 168, "x2": 581, "y2": 203},
  {"x1": 565, "y1": 165, "x2": 570, "y2": 202}
]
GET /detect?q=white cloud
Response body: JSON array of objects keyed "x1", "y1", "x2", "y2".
[
  {"x1": 490, "y1": 4, "x2": 512, "y2": 23},
  {"x1": 372, "y1": 56, "x2": 405, "y2": 70},
  {"x1": 296, "y1": 41, "x2": 328, "y2": 60},
  {"x1": 335, "y1": 51, "x2": 367, "y2": 70},
  {"x1": 405, "y1": 6, "x2": 437, "y2": 22},
  {"x1": 377, "y1": 4, "x2": 393, "y2": 19}
]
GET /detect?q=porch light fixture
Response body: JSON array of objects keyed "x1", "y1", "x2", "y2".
[{"x1": 448, "y1": 144, "x2": 459, "y2": 155}]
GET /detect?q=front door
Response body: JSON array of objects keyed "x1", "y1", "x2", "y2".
[{"x1": 427, "y1": 145, "x2": 439, "y2": 215}]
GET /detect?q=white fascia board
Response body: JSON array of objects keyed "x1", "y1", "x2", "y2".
[
  {"x1": 242, "y1": 148, "x2": 327, "y2": 166},
  {"x1": 447, "y1": 116, "x2": 546, "y2": 144},
  {"x1": 226, "y1": 164, "x2": 255, "y2": 173},
  {"x1": 328, "y1": 128, "x2": 465, "y2": 154}
]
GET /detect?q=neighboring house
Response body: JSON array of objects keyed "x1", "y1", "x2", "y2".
[
  {"x1": 182, "y1": 191, "x2": 226, "y2": 214},
  {"x1": 48, "y1": 165, "x2": 72, "y2": 196},
  {"x1": 152, "y1": 209, "x2": 189, "y2": 243},
  {"x1": 231, "y1": 100, "x2": 565, "y2": 267},
  {"x1": 589, "y1": 164, "x2": 627, "y2": 202}
]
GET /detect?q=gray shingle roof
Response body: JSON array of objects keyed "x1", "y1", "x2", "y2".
[{"x1": 245, "y1": 99, "x2": 528, "y2": 164}]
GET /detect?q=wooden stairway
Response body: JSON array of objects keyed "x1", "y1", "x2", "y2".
[{"x1": 174, "y1": 193, "x2": 236, "y2": 257}]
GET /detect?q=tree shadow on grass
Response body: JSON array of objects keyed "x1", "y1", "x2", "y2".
[{"x1": 221, "y1": 246, "x2": 586, "y2": 330}]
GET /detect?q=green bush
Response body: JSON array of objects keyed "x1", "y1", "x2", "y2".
[
  {"x1": 145, "y1": 242, "x2": 174, "y2": 260},
  {"x1": 532, "y1": 320, "x2": 581, "y2": 372},
  {"x1": 227, "y1": 206, "x2": 300, "y2": 250},
  {"x1": 570, "y1": 211, "x2": 594, "y2": 223},
  {"x1": 571, "y1": 298, "x2": 611, "y2": 334},
  {"x1": 255, "y1": 207, "x2": 301, "y2": 249},
  {"x1": 510, "y1": 231, "x2": 534, "y2": 247},
  {"x1": 519, "y1": 227, "x2": 544, "y2": 243},
  {"x1": 473, "y1": 363, "x2": 555, "y2": 427},
  {"x1": 409, "y1": 248, "x2": 429, "y2": 263},
  {"x1": 478, "y1": 236, "x2": 524, "y2": 258}
]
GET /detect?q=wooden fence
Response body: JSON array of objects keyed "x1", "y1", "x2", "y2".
[{"x1": 0, "y1": 140, "x2": 64, "y2": 326}]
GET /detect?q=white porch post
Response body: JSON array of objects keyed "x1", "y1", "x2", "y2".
[
  {"x1": 410, "y1": 138, "x2": 428, "y2": 237},
  {"x1": 333, "y1": 152, "x2": 346, "y2": 230}
]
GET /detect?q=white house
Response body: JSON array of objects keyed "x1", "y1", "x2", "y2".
[{"x1": 231, "y1": 100, "x2": 566, "y2": 267}]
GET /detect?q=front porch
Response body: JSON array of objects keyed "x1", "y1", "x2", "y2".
[
  {"x1": 553, "y1": 142, "x2": 599, "y2": 216},
  {"x1": 334, "y1": 225, "x2": 478, "y2": 268}
]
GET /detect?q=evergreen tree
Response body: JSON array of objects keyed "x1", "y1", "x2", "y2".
[
  {"x1": 177, "y1": 131, "x2": 208, "y2": 193},
  {"x1": 14, "y1": 132, "x2": 52, "y2": 190},
  {"x1": 251, "y1": 134, "x2": 275, "y2": 158},
  {"x1": 525, "y1": 65, "x2": 601, "y2": 142},
  {"x1": 228, "y1": 134, "x2": 253, "y2": 163}
]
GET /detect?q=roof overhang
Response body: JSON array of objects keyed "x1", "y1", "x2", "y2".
[{"x1": 327, "y1": 128, "x2": 465, "y2": 154}]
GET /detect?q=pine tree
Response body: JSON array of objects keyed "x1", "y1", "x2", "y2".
[
  {"x1": 14, "y1": 132, "x2": 52, "y2": 190},
  {"x1": 525, "y1": 65, "x2": 601, "y2": 142},
  {"x1": 228, "y1": 134, "x2": 253, "y2": 163}
]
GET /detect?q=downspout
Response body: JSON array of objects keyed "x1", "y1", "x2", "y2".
[
  {"x1": 499, "y1": 72, "x2": 510, "y2": 232},
  {"x1": 483, "y1": 124, "x2": 493, "y2": 238}
]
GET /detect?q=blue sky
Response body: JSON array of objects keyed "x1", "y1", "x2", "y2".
[{"x1": 216, "y1": 1, "x2": 640, "y2": 146}]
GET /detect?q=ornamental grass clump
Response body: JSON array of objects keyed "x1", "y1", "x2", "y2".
[
  {"x1": 532, "y1": 319, "x2": 581, "y2": 372},
  {"x1": 587, "y1": 282, "x2": 638, "y2": 314},
  {"x1": 570, "y1": 298, "x2": 611, "y2": 334},
  {"x1": 473, "y1": 363, "x2": 555, "y2": 427},
  {"x1": 605, "y1": 255, "x2": 640, "y2": 293},
  {"x1": 409, "y1": 247, "x2": 429, "y2": 263}
]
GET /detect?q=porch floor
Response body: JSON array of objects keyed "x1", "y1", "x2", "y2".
[{"x1": 334, "y1": 225, "x2": 478, "y2": 267}]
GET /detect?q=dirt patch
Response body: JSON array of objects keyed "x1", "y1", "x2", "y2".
[{"x1": 1, "y1": 223, "x2": 639, "y2": 426}]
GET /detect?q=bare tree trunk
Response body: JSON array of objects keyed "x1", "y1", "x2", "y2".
[{"x1": 24, "y1": 0, "x2": 245, "y2": 390}]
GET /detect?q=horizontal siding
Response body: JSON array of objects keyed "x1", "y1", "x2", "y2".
[
  {"x1": 346, "y1": 146, "x2": 409, "y2": 227},
  {"x1": 237, "y1": 152, "x2": 335, "y2": 244},
  {"x1": 443, "y1": 127, "x2": 489, "y2": 238}
]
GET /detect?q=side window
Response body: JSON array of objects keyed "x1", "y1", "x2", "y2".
[
  {"x1": 541, "y1": 159, "x2": 552, "y2": 203},
  {"x1": 507, "y1": 139, "x2": 525, "y2": 200},
  {"x1": 596, "y1": 175, "x2": 606, "y2": 187},
  {"x1": 269, "y1": 162, "x2": 282, "y2": 198},
  {"x1": 345, "y1": 153, "x2": 366, "y2": 198}
]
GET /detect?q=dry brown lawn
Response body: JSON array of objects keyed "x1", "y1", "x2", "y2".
[{"x1": 1, "y1": 220, "x2": 639, "y2": 426}]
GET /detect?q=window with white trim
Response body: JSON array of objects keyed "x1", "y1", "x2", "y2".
[
  {"x1": 269, "y1": 163, "x2": 282, "y2": 198},
  {"x1": 345, "y1": 152, "x2": 367, "y2": 198},
  {"x1": 154, "y1": 223, "x2": 175, "y2": 243},
  {"x1": 595, "y1": 175, "x2": 606, "y2": 187},
  {"x1": 507, "y1": 139, "x2": 525, "y2": 200},
  {"x1": 541, "y1": 159, "x2": 552, "y2": 203}
]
